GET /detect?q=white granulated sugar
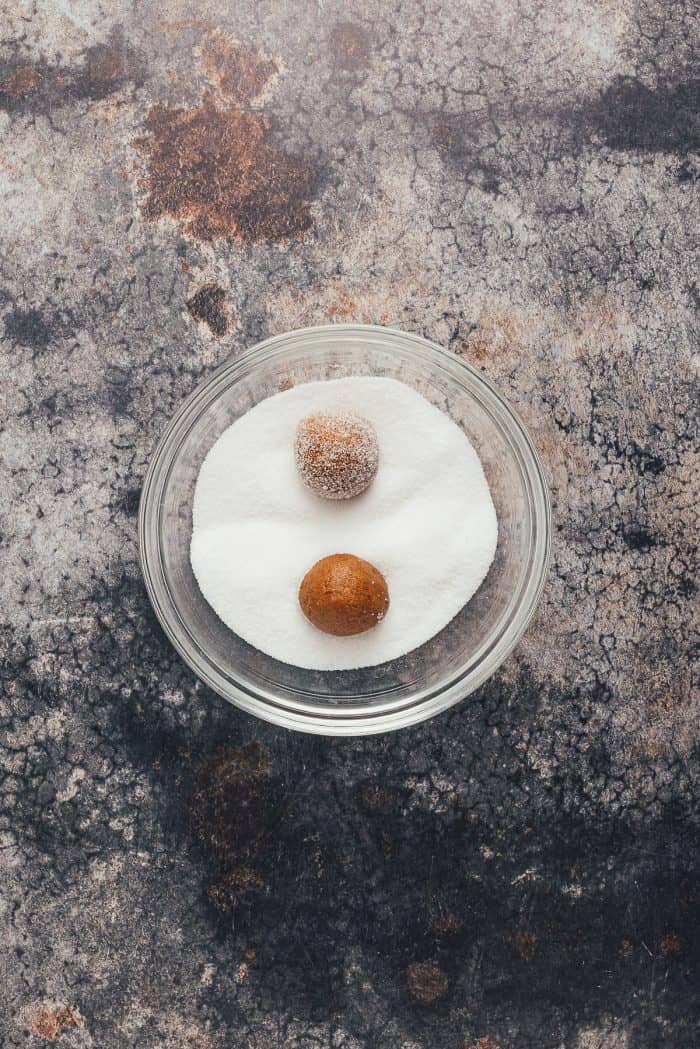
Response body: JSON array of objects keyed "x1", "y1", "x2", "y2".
[{"x1": 191, "y1": 376, "x2": 498, "y2": 670}]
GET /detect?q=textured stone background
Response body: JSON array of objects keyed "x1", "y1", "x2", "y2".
[{"x1": 1, "y1": 1, "x2": 698, "y2": 1046}]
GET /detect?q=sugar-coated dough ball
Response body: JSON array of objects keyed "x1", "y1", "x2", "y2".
[
  {"x1": 294, "y1": 412, "x2": 379, "y2": 499},
  {"x1": 299, "y1": 554, "x2": 390, "y2": 636}
]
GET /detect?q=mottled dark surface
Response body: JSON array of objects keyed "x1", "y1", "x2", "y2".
[{"x1": 1, "y1": 2, "x2": 698, "y2": 1047}]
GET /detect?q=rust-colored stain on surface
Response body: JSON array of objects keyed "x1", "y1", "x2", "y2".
[
  {"x1": 464, "y1": 308, "x2": 522, "y2": 364},
  {"x1": 660, "y1": 932, "x2": 683, "y2": 956},
  {"x1": 234, "y1": 947, "x2": 257, "y2": 982},
  {"x1": 465, "y1": 1038, "x2": 501, "y2": 1049},
  {"x1": 432, "y1": 911, "x2": 464, "y2": 937},
  {"x1": 27, "y1": 1006, "x2": 80, "y2": 1040},
  {"x1": 0, "y1": 35, "x2": 142, "y2": 113},
  {"x1": 516, "y1": 929, "x2": 538, "y2": 961},
  {"x1": 207, "y1": 866, "x2": 263, "y2": 913},
  {"x1": 187, "y1": 283, "x2": 231, "y2": 336},
  {"x1": 0, "y1": 66, "x2": 39, "y2": 101},
  {"x1": 359, "y1": 784, "x2": 398, "y2": 814},
  {"x1": 406, "y1": 960, "x2": 448, "y2": 1004},
  {"x1": 135, "y1": 94, "x2": 312, "y2": 243},
  {"x1": 192, "y1": 741, "x2": 271, "y2": 910},
  {"x1": 326, "y1": 290, "x2": 358, "y2": 320},
  {"x1": 202, "y1": 29, "x2": 278, "y2": 101},
  {"x1": 329, "y1": 22, "x2": 372, "y2": 71},
  {"x1": 193, "y1": 740, "x2": 270, "y2": 860}
]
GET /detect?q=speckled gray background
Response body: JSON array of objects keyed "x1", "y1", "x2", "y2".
[{"x1": 1, "y1": 1, "x2": 698, "y2": 1046}]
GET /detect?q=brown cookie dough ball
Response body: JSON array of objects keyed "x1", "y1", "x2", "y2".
[
  {"x1": 299, "y1": 554, "x2": 390, "y2": 636},
  {"x1": 295, "y1": 412, "x2": 379, "y2": 500}
]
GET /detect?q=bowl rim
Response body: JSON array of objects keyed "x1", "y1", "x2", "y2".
[{"x1": 139, "y1": 323, "x2": 551, "y2": 735}]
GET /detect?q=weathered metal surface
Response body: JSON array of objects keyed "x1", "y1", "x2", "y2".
[{"x1": 1, "y1": 2, "x2": 698, "y2": 1046}]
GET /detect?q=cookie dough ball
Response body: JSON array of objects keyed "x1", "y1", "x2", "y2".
[
  {"x1": 299, "y1": 554, "x2": 390, "y2": 636},
  {"x1": 295, "y1": 412, "x2": 379, "y2": 500}
]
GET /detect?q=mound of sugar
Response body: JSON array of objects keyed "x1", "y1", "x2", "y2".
[{"x1": 191, "y1": 376, "x2": 498, "y2": 670}]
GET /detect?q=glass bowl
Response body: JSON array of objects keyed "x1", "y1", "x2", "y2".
[{"x1": 139, "y1": 325, "x2": 550, "y2": 735}]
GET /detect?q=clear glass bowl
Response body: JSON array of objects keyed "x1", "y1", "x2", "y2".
[{"x1": 139, "y1": 325, "x2": 551, "y2": 735}]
